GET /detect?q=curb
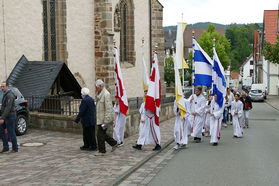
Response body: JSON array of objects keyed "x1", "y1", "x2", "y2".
[
  {"x1": 265, "y1": 100, "x2": 279, "y2": 112},
  {"x1": 110, "y1": 138, "x2": 175, "y2": 186}
]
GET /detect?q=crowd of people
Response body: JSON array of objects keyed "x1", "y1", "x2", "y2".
[
  {"x1": 172, "y1": 86, "x2": 253, "y2": 149},
  {"x1": 0, "y1": 79, "x2": 253, "y2": 155}
]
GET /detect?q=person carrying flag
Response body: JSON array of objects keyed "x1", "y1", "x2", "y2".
[
  {"x1": 143, "y1": 52, "x2": 162, "y2": 151},
  {"x1": 113, "y1": 46, "x2": 128, "y2": 147},
  {"x1": 209, "y1": 93, "x2": 224, "y2": 146},
  {"x1": 133, "y1": 89, "x2": 149, "y2": 150},
  {"x1": 189, "y1": 86, "x2": 206, "y2": 143}
]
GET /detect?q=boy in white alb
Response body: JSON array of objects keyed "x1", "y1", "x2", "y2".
[
  {"x1": 209, "y1": 94, "x2": 224, "y2": 146},
  {"x1": 188, "y1": 86, "x2": 206, "y2": 143},
  {"x1": 173, "y1": 98, "x2": 191, "y2": 149},
  {"x1": 231, "y1": 93, "x2": 243, "y2": 138},
  {"x1": 113, "y1": 98, "x2": 127, "y2": 146}
]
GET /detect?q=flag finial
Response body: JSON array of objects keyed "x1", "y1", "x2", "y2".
[
  {"x1": 192, "y1": 30, "x2": 195, "y2": 36},
  {"x1": 141, "y1": 37, "x2": 144, "y2": 47},
  {"x1": 113, "y1": 39, "x2": 116, "y2": 46},
  {"x1": 154, "y1": 43, "x2": 158, "y2": 52},
  {"x1": 213, "y1": 38, "x2": 216, "y2": 47}
]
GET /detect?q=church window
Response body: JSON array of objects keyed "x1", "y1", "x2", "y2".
[
  {"x1": 43, "y1": 0, "x2": 56, "y2": 61},
  {"x1": 118, "y1": 0, "x2": 135, "y2": 66}
]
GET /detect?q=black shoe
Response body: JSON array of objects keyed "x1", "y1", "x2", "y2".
[
  {"x1": 88, "y1": 147, "x2": 97, "y2": 151},
  {"x1": 213, "y1": 143, "x2": 218, "y2": 146},
  {"x1": 195, "y1": 138, "x2": 201, "y2": 143},
  {"x1": 132, "y1": 144, "x2": 142, "y2": 150},
  {"x1": 80, "y1": 146, "x2": 90, "y2": 150},
  {"x1": 233, "y1": 135, "x2": 238, "y2": 138},
  {"x1": 153, "y1": 144, "x2": 161, "y2": 151},
  {"x1": 0, "y1": 149, "x2": 9, "y2": 153}
]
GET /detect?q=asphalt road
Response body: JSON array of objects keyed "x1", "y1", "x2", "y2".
[{"x1": 149, "y1": 102, "x2": 279, "y2": 186}]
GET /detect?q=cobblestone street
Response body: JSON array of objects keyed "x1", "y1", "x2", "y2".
[{"x1": 0, "y1": 118, "x2": 175, "y2": 186}]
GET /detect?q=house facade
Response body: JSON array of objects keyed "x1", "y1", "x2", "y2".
[
  {"x1": 261, "y1": 10, "x2": 279, "y2": 95},
  {"x1": 0, "y1": 0, "x2": 165, "y2": 98}
]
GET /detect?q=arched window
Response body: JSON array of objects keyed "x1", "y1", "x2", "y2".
[
  {"x1": 120, "y1": 1, "x2": 127, "y2": 62},
  {"x1": 117, "y1": 0, "x2": 135, "y2": 65},
  {"x1": 43, "y1": 0, "x2": 56, "y2": 61}
]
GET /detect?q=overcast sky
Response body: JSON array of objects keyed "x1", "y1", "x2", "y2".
[{"x1": 160, "y1": 0, "x2": 279, "y2": 26}]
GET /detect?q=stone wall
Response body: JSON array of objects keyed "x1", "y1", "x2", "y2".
[
  {"x1": 151, "y1": 0, "x2": 166, "y2": 96},
  {"x1": 94, "y1": 0, "x2": 115, "y2": 94},
  {"x1": 29, "y1": 103, "x2": 175, "y2": 137}
]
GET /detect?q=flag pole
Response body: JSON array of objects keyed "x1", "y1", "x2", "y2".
[
  {"x1": 211, "y1": 38, "x2": 216, "y2": 94},
  {"x1": 192, "y1": 30, "x2": 195, "y2": 95}
]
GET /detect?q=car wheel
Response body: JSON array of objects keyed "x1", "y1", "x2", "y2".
[{"x1": 15, "y1": 115, "x2": 27, "y2": 136}]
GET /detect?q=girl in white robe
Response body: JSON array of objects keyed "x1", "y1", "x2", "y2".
[
  {"x1": 231, "y1": 93, "x2": 243, "y2": 138},
  {"x1": 203, "y1": 95, "x2": 212, "y2": 137},
  {"x1": 113, "y1": 98, "x2": 127, "y2": 146},
  {"x1": 209, "y1": 94, "x2": 224, "y2": 146},
  {"x1": 173, "y1": 99, "x2": 191, "y2": 149}
]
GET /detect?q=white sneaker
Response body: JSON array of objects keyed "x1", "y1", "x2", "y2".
[
  {"x1": 173, "y1": 144, "x2": 179, "y2": 150},
  {"x1": 118, "y1": 142, "x2": 124, "y2": 147}
]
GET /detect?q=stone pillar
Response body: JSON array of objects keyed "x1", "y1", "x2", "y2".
[
  {"x1": 55, "y1": 0, "x2": 68, "y2": 63},
  {"x1": 151, "y1": 0, "x2": 166, "y2": 96},
  {"x1": 94, "y1": 0, "x2": 115, "y2": 95}
]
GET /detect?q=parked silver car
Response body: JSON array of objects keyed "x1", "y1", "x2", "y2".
[{"x1": 249, "y1": 89, "x2": 264, "y2": 102}]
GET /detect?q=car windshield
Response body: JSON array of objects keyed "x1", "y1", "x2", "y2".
[{"x1": 251, "y1": 90, "x2": 262, "y2": 94}]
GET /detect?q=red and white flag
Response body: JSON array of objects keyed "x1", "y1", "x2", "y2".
[
  {"x1": 114, "y1": 47, "x2": 128, "y2": 116},
  {"x1": 145, "y1": 52, "x2": 161, "y2": 125}
]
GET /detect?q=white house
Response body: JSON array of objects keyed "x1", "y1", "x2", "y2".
[{"x1": 240, "y1": 55, "x2": 253, "y2": 87}]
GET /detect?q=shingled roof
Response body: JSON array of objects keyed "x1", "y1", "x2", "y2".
[{"x1": 7, "y1": 55, "x2": 81, "y2": 98}]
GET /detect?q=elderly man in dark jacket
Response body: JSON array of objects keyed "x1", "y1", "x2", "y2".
[
  {"x1": 0, "y1": 81, "x2": 18, "y2": 153},
  {"x1": 75, "y1": 87, "x2": 97, "y2": 151}
]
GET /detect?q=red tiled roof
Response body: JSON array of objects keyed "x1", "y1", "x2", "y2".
[
  {"x1": 264, "y1": 10, "x2": 279, "y2": 44},
  {"x1": 231, "y1": 72, "x2": 239, "y2": 80}
]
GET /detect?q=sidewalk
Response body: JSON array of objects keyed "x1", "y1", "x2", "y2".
[
  {"x1": 0, "y1": 117, "x2": 175, "y2": 186},
  {"x1": 265, "y1": 95, "x2": 279, "y2": 111}
]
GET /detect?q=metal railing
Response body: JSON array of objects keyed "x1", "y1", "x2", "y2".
[
  {"x1": 26, "y1": 95, "x2": 175, "y2": 116},
  {"x1": 26, "y1": 96, "x2": 81, "y2": 116}
]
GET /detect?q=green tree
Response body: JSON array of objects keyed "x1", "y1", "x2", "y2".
[
  {"x1": 225, "y1": 24, "x2": 254, "y2": 71},
  {"x1": 263, "y1": 36, "x2": 279, "y2": 64},
  {"x1": 198, "y1": 24, "x2": 231, "y2": 70},
  {"x1": 164, "y1": 56, "x2": 175, "y2": 87}
]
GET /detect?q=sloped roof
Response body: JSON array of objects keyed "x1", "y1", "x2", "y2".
[
  {"x1": 7, "y1": 55, "x2": 81, "y2": 98},
  {"x1": 241, "y1": 54, "x2": 253, "y2": 68},
  {"x1": 231, "y1": 72, "x2": 239, "y2": 80},
  {"x1": 264, "y1": 10, "x2": 279, "y2": 44}
]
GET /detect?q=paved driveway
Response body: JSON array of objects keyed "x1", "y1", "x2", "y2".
[{"x1": 0, "y1": 118, "x2": 174, "y2": 186}]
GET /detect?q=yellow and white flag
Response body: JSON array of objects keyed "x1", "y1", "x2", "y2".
[
  {"x1": 141, "y1": 45, "x2": 149, "y2": 91},
  {"x1": 174, "y1": 55, "x2": 187, "y2": 120},
  {"x1": 175, "y1": 22, "x2": 188, "y2": 69}
]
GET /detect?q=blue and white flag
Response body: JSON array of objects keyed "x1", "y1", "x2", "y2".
[
  {"x1": 212, "y1": 45, "x2": 226, "y2": 108},
  {"x1": 193, "y1": 38, "x2": 213, "y2": 87}
]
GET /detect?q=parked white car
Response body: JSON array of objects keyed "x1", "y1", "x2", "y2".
[
  {"x1": 251, "y1": 84, "x2": 267, "y2": 99},
  {"x1": 249, "y1": 89, "x2": 264, "y2": 102}
]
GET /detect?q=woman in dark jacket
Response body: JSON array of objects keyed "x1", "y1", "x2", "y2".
[
  {"x1": 240, "y1": 91, "x2": 252, "y2": 128},
  {"x1": 75, "y1": 88, "x2": 97, "y2": 151}
]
